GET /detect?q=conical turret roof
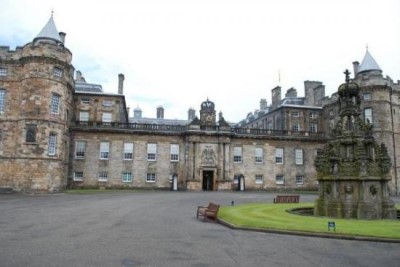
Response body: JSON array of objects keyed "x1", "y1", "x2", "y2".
[
  {"x1": 358, "y1": 49, "x2": 382, "y2": 73},
  {"x1": 33, "y1": 14, "x2": 63, "y2": 44}
]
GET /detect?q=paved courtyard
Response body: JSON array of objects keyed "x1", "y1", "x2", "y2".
[{"x1": 0, "y1": 191, "x2": 399, "y2": 267}]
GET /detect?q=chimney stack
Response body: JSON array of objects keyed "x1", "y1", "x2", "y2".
[
  {"x1": 76, "y1": 70, "x2": 82, "y2": 81},
  {"x1": 59, "y1": 32, "x2": 66, "y2": 44},
  {"x1": 352, "y1": 61, "x2": 359, "y2": 78},
  {"x1": 157, "y1": 106, "x2": 164, "y2": 119},
  {"x1": 118, "y1": 73, "x2": 124, "y2": 94},
  {"x1": 188, "y1": 108, "x2": 196, "y2": 120},
  {"x1": 260, "y1": 99, "x2": 267, "y2": 110},
  {"x1": 271, "y1": 86, "x2": 281, "y2": 109}
]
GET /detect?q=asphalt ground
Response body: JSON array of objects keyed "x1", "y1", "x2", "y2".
[{"x1": 0, "y1": 192, "x2": 399, "y2": 267}]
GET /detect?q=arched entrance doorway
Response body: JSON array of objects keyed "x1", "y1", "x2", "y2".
[{"x1": 202, "y1": 170, "x2": 214, "y2": 191}]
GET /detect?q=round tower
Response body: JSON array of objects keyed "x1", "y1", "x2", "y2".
[{"x1": 0, "y1": 15, "x2": 74, "y2": 191}]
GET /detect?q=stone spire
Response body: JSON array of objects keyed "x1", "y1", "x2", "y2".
[
  {"x1": 357, "y1": 49, "x2": 382, "y2": 74},
  {"x1": 33, "y1": 13, "x2": 63, "y2": 44}
]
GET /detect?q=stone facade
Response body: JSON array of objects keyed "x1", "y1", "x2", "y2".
[
  {"x1": 0, "y1": 16, "x2": 398, "y2": 194},
  {"x1": 239, "y1": 53, "x2": 400, "y2": 195},
  {"x1": 69, "y1": 120, "x2": 325, "y2": 191},
  {"x1": 0, "y1": 19, "x2": 74, "y2": 191}
]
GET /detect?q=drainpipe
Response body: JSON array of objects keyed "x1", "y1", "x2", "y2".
[{"x1": 389, "y1": 86, "x2": 398, "y2": 195}]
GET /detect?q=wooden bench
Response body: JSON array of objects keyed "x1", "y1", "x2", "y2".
[
  {"x1": 273, "y1": 195, "x2": 300, "y2": 203},
  {"x1": 197, "y1": 202, "x2": 220, "y2": 221}
]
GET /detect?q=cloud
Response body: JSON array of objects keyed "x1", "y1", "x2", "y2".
[{"x1": 1, "y1": 0, "x2": 400, "y2": 122}]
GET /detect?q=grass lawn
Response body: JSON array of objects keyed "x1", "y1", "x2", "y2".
[{"x1": 218, "y1": 203, "x2": 400, "y2": 239}]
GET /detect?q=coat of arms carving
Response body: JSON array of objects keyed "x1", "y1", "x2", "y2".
[{"x1": 201, "y1": 145, "x2": 216, "y2": 166}]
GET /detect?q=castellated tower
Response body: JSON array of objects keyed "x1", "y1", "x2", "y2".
[{"x1": 0, "y1": 15, "x2": 74, "y2": 192}]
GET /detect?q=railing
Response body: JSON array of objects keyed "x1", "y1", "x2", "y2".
[
  {"x1": 73, "y1": 121, "x2": 326, "y2": 139},
  {"x1": 232, "y1": 128, "x2": 326, "y2": 138},
  {"x1": 74, "y1": 121, "x2": 187, "y2": 131}
]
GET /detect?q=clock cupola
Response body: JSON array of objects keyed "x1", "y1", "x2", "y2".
[{"x1": 200, "y1": 98, "x2": 216, "y2": 125}]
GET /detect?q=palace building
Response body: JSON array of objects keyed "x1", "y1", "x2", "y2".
[{"x1": 1, "y1": 15, "x2": 399, "y2": 194}]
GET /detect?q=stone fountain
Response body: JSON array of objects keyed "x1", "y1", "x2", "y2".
[{"x1": 314, "y1": 70, "x2": 396, "y2": 219}]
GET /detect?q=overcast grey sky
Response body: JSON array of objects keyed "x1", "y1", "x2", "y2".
[{"x1": 1, "y1": 0, "x2": 399, "y2": 122}]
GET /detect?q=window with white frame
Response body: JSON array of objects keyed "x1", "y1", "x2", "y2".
[
  {"x1": 295, "y1": 148, "x2": 303, "y2": 165},
  {"x1": 122, "y1": 172, "x2": 132, "y2": 183},
  {"x1": 296, "y1": 175, "x2": 304, "y2": 185},
  {"x1": 102, "y1": 112, "x2": 112, "y2": 123},
  {"x1": 99, "y1": 142, "x2": 110, "y2": 159},
  {"x1": 275, "y1": 148, "x2": 283, "y2": 164},
  {"x1": 255, "y1": 147, "x2": 263, "y2": 163},
  {"x1": 75, "y1": 140, "x2": 86, "y2": 158},
  {"x1": 363, "y1": 93, "x2": 371, "y2": 100},
  {"x1": 123, "y1": 143, "x2": 133, "y2": 160},
  {"x1": 79, "y1": 111, "x2": 89, "y2": 122},
  {"x1": 147, "y1": 143, "x2": 157, "y2": 161},
  {"x1": 0, "y1": 89, "x2": 5, "y2": 114},
  {"x1": 233, "y1": 174, "x2": 241, "y2": 184},
  {"x1": 170, "y1": 144, "x2": 179, "y2": 161},
  {"x1": 50, "y1": 94, "x2": 60, "y2": 114},
  {"x1": 292, "y1": 112, "x2": 300, "y2": 117},
  {"x1": 0, "y1": 68, "x2": 7, "y2": 76},
  {"x1": 364, "y1": 108, "x2": 373, "y2": 124},
  {"x1": 81, "y1": 97, "x2": 90, "y2": 104},
  {"x1": 276, "y1": 175, "x2": 284, "y2": 185},
  {"x1": 255, "y1": 175, "x2": 263, "y2": 184},
  {"x1": 146, "y1": 173, "x2": 156, "y2": 183},
  {"x1": 102, "y1": 100, "x2": 113, "y2": 107},
  {"x1": 98, "y1": 172, "x2": 108, "y2": 181},
  {"x1": 48, "y1": 134, "x2": 57, "y2": 155},
  {"x1": 309, "y1": 123, "x2": 317, "y2": 133},
  {"x1": 74, "y1": 171, "x2": 84, "y2": 181},
  {"x1": 292, "y1": 123, "x2": 300, "y2": 132},
  {"x1": 309, "y1": 112, "x2": 317, "y2": 119},
  {"x1": 53, "y1": 67, "x2": 63, "y2": 77},
  {"x1": 233, "y1": 146, "x2": 242, "y2": 163}
]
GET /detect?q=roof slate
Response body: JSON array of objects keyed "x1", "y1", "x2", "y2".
[
  {"x1": 358, "y1": 50, "x2": 382, "y2": 73},
  {"x1": 34, "y1": 15, "x2": 63, "y2": 43}
]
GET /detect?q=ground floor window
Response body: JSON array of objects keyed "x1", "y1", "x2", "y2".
[
  {"x1": 276, "y1": 175, "x2": 284, "y2": 185},
  {"x1": 146, "y1": 173, "x2": 156, "y2": 183},
  {"x1": 98, "y1": 172, "x2": 108, "y2": 182},
  {"x1": 296, "y1": 175, "x2": 304, "y2": 185},
  {"x1": 255, "y1": 175, "x2": 263, "y2": 184},
  {"x1": 74, "y1": 172, "x2": 83, "y2": 181},
  {"x1": 122, "y1": 172, "x2": 132, "y2": 183}
]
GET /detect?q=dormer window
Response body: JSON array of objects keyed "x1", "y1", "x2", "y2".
[
  {"x1": 0, "y1": 68, "x2": 7, "y2": 76},
  {"x1": 53, "y1": 67, "x2": 63, "y2": 78}
]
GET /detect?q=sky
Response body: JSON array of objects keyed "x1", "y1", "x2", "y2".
[{"x1": 1, "y1": 0, "x2": 399, "y2": 123}]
